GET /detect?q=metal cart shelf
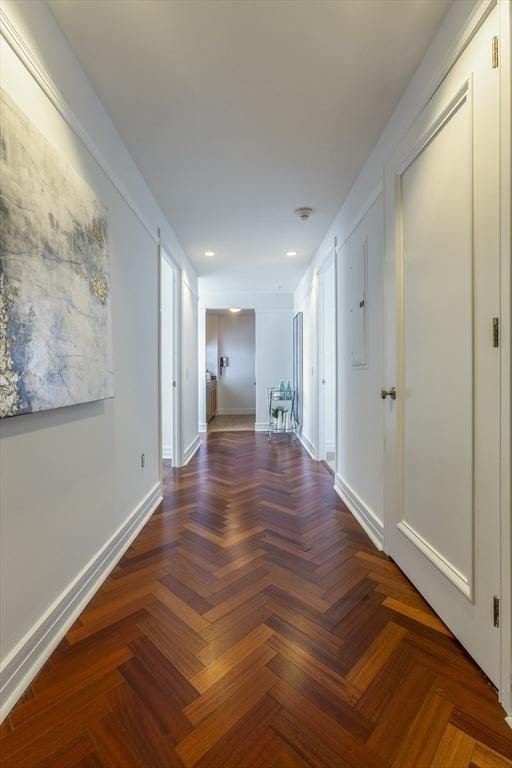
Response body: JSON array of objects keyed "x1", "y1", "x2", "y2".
[{"x1": 267, "y1": 387, "x2": 296, "y2": 441}]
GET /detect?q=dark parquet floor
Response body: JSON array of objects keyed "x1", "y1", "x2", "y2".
[{"x1": 2, "y1": 432, "x2": 511, "y2": 767}]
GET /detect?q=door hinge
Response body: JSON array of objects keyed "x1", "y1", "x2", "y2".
[
  {"x1": 492, "y1": 35, "x2": 499, "y2": 68},
  {"x1": 493, "y1": 317, "x2": 499, "y2": 348},
  {"x1": 493, "y1": 595, "x2": 500, "y2": 628}
]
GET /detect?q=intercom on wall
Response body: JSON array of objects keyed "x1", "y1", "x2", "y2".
[{"x1": 219, "y1": 355, "x2": 229, "y2": 375}]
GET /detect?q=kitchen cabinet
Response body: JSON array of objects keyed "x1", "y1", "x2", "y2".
[{"x1": 206, "y1": 381, "x2": 217, "y2": 422}]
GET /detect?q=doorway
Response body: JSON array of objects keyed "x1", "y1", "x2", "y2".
[
  {"x1": 319, "y1": 254, "x2": 336, "y2": 471},
  {"x1": 205, "y1": 309, "x2": 256, "y2": 432},
  {"x1": 160, "y1": 246, "x2": 180, "y2": 467},
  {"x1": 383, "y1": 4, "x2": 502, "y2": 686}
]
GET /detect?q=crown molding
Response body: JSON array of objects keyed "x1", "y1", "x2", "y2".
[{"x1": 0, "y1": 7, "x2": 159, "y2": 245}]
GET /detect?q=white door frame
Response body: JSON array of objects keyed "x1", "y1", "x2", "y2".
[
  {"x1": 498, "y1": 0, "x2": 511, "y2": 720},
  {"x1": 198, "y1": 307, "x2": 207, "y2": 432},
  {"x1": 317, "y1": 247, "x2": 337, "y2": 465},
  {"x1": 158, "y1": 236, "x2": 183, "y2": 473}
]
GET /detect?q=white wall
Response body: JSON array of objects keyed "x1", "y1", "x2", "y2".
[
  {"x1": 216, "y1": 314, "x2": 255, "y2": 415},
  {"x1": 0, "y1": 0, "x2": 198, "y2": 715},
  {"x1": 161, "y1": 256, "x2": 174, "y2": 459},
  {"x1": 337, "y1": 196, "x2": 384, "y2": 526},
  {"x1": 295, "y1": 0, "x2": 512, "y2": 710},
  {"x1": 255, "y1": 311, "x2": 293, "y2": 430},
  {"x1": 295, "y1": 0, "x2": 484, "y2": 542},
  {"x1": 200, "y1": 290, "x2": 294, "y2": 312},
  {"x1": 294, "y1": 0, "x2": 480, "y2": 543},
  {"x1": 206, "y1": 314, "x2": 218, "y2": 376}
]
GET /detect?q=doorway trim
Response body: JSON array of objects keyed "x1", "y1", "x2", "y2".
[
  {"x1": 199, "y1": 307, "x2": 257, "y2": 433},
  {"x1": 498, "y1": 0, "x2": 511, "y2": 720},
  {"x1": 317, "y1": 247, "x2": 337, "y2": 467},
  {"x1": 158, "y1": 236, "x2": 183, "y2": 473}
]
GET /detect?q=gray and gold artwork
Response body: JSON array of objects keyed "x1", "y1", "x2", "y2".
[{"x1": 0, "y1": 88, "x2": 114, "y2": 417}]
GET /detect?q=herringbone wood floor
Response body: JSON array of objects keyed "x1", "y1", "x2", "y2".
[{"x1": 2, "y1": 433, "x2": 512, "y2": 767}]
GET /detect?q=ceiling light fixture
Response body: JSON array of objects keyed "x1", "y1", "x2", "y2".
[
  {"x1": 204, "y1": 250, "x2": 215, "y2": 257},
  {"x1": 229, "y1": 308, "x2": 241, "y2": 313},
  {"x1": 286, "y1": 251, "x2": 297, "y2": 257}
]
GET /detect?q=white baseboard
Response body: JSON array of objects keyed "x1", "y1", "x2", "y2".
[
  {"x1": 183, "y1": 435, "x2": 201, "y2": 465},
  {"x1": 198, "y1": 422, "x2": 207, "y2": 433},
  {"x1": 334, "y1": 474, "x2": 384, "y2": 551},
  {"x1": 254, "y1": 422, "x2": 269, "y2": 432},
  {"x1": 215, "y1": 409, "x2": 256, "y2": 416},
  {"x1": 299, "y1": 431, "x2": 317, "y2": 460},
  {"x1": 0, "y1": 481, "x2": 162, "y2": 723},
  {"x1": 162, "y1": 445, "x2": 172, "y2": 459},
  {"x1": 325, "y1": 441, "x2": 336, "y2": 454}
]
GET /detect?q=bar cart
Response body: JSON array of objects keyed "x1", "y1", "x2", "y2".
[{"x1": 267, "y1": 386, "x2": 296, "y2": 441}]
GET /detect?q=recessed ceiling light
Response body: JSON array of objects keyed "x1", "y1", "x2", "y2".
[
  {"x1": 204, "y1": 250, "x2": 215, "y2": 257},
  {"x1": 229, "y1": 308, "x2": 241, "y2": 313},
  {"x1": 286, "y1": 251, "x2": 297, "y2": 257}
]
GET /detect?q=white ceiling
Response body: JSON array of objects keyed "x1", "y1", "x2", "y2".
[{"x1": 49, "y1": 0, "x2": 452, "y2": 292}]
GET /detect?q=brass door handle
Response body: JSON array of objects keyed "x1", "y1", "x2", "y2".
[{"x1": 381, "y1": 387, "x2": 396, "y2": 400}]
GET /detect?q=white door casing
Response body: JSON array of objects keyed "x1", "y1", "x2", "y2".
[{"x1": 383, "y1": 5, "x2": 501, "y2": 685}]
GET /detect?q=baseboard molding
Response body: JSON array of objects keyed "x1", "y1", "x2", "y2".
[
  {"x1": 162, "y1": 445, "x2": 172, "y2": 459},
  {"x1": 0, "y1": 481, "x2": 162, "y2": 723},
  {"x1": 334, "y1": 474, "x2": 384, "y2": 551},
  {"x1": 183, "y1": 435, "x2": 201, "y2": 465},
  {"x1": 254, "y1": 422, "x2": 268, "y2": 432},
  {"x1": 215, "y1": 409, "x2": 256, "y2": 416},
  {"x1": 299, "y1": 431, "x2": 317, "y2": 460},
  {"x1": 198, "y1": 422, "x2": 207, "y2": 433}
]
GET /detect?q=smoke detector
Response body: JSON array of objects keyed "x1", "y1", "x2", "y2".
[{"x1": 295, "y1": 207, "x2": 313, "y2": 221}]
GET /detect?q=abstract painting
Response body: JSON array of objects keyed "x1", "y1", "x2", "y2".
[{"x1": 0, "y1": 88, "x2": 114, "y2": 418}]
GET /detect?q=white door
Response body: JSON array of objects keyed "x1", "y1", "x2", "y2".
[
  {"x1": 319, "y1": 254, "x2": 336, "y2": 465},
  {"x1": 160, "y1": 248, "x2": 179, "y2": 465},
  {"x1": 383, "y1": 6, "x2": 501, "y2": 684}
]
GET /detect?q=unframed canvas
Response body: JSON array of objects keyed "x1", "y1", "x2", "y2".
[{"x1": 0, "y1": 88, "x2": 114, "y2": 418}]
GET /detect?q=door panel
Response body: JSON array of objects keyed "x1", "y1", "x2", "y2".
[
  {"x1": 319, "y1": 257, "x2": 336, "y2": 460},
  {"x1": 400, "y1": 82, "x2": 473, "y2": 595},
  {"x1": 349, "y1": 238, "x2": 367, "y2": 368},
  {"x1": 384, "y1": 6, "x2": 500, "y2": 684}
]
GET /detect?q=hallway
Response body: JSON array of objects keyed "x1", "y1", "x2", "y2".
[{"x1": 3, "y1": 434, "x2": 511, "y2": 767}]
